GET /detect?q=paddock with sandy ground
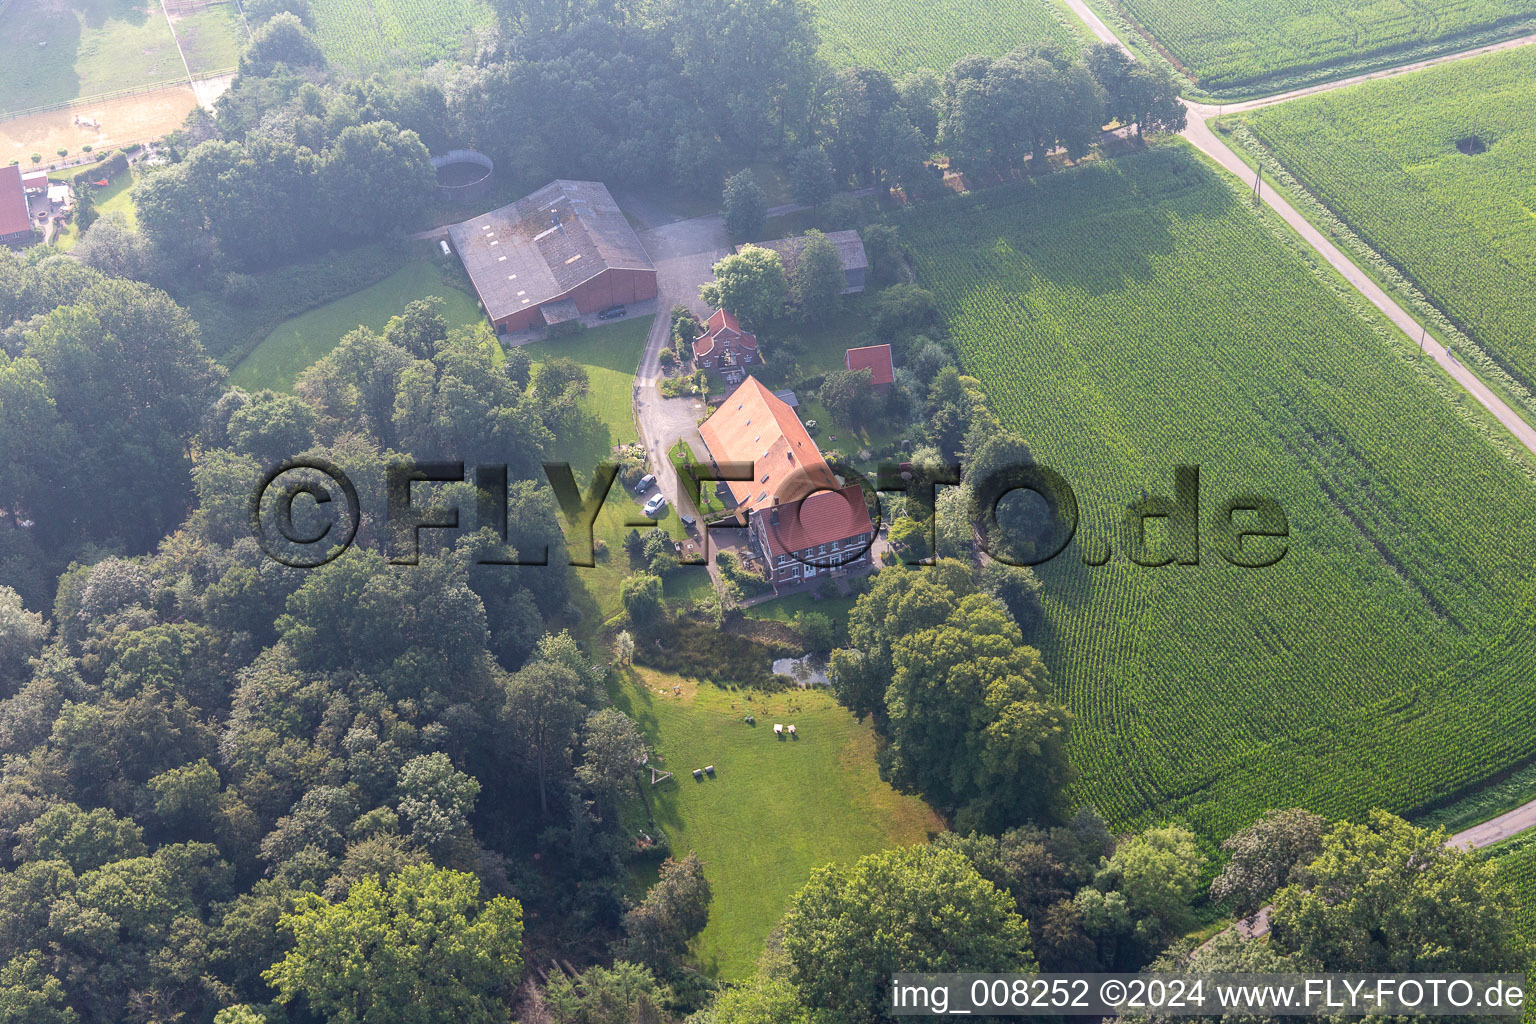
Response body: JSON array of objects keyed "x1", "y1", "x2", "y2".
[{"x1": 0, "y1": 81, "x2": 211, "y2": 167}]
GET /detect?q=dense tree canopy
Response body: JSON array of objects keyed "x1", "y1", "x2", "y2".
[
  {"x1": 782, "y1": 844, "x2": 1034, "y2": 1024},
  {"x1": 1269, "y1": 811, "x2": 1525, "y2": 972},
  {"x1": 266, "y1": 864, "x2": 525, "y2": 1024}
]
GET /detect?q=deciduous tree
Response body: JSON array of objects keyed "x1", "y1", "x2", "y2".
[
  {"x1": 699, "y1": 247, "x2": 786, "y2": 328},
  {"x1": 782, "y1": 844, "x2": 1033, "y2": 1024},
  {"x1": 722, "y1": 169, "x2": 768, "y2": 243},
  {"x1": 266, "y1": 864, "x2": 524, "y2": 1024}
]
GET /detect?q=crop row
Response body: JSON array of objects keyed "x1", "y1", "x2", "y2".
[
  {"x1": 893, "y1": 144, "x2": 1536, "y2": 841},
  {"x1": 1245, "y1": 45, "x2": 1536, "y2": 393},
  {"x1": 310, "y1": 0, "x2": 492, "y2": 73},
  {"x1": 1111, "y1": 0, "x2": 1536, "y2": 91},
  {"x1": 814, "y1": 0, "x2": 1081, "y2": 74}
]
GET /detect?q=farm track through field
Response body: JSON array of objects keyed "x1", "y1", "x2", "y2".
[{"x1": 1062, "y1": 0, "x2": 1536, "y2": 864}]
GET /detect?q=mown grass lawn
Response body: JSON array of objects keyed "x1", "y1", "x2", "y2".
[
  {"x1": 53, "y1": 167, "x2": 136, "y2": 251},
  {"x1": 612, "y1": 666, "x2": 941, "y2": 979},
  {"x1": 744, "y1": 590, "x2": 857, "y2": 627},
  {"x1": 228, "y1": 260, "x2": 482, "y2": 391},
  {"x1": 528, "y1": 321, "x2": 711, "y2": 621},
  {"x1": 0, "y1": 0, "x2": 184, "y2": 112},
  {"x1": 759, "y1": 306, "x2": 878, "y2": 387}
]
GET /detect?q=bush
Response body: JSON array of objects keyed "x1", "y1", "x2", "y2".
[
  {"x1": 715, "y1": 551, "x2": 772, "y2": 597},
  {"x1": 69, "y1": 151, "x2": 128, "y2": 188},
  {"x1": 545, "y1": 319, "x2": 585, "y2": 340},
  {"x1": 632, "y1": 616, "x2": 784, "y2": 687},
  {"x1": 861, "y1": 224, "x2": 904, "y2": 285},
  {"x1": 793, "y1": 611, "x2": 837, "y2": 659},
  {"x1": 658, "y1": 347, "x2": 677, "y2": 368},
  {"x1": 221, "y1": 272, "x2": 260, "y2": 306},
  {"x1": 621, "y1": 572, "x2": 664, "y2": 625},
  {"x1": 873, "y1": 284, "x2": 943, "y2": 342},
  {"x1": 820, "y1": 192, "x2": 877, "y2": 231}
]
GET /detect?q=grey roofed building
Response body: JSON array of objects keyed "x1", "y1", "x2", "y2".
[
  {"x1": 754, "y1": 229, "x2": 869, "y2": 293},
  {"x1": 445, "y1": 180, "x2": 657, "y2": 332}
]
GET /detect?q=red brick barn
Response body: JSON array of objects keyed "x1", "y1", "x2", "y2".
[{"x1": 446, "y1": 180, "x2": 657, "y2": 334}]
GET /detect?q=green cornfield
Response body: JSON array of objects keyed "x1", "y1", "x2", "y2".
[
  {"x1": 895, "y1": 143, "x2": 1536, "y2": 842},
  {"x1": 309, "y1": 0, "x2": 494, "y2": 73},
  {"x1": 1106, "y1": 0, "x2": 1536, "y2": 93},
  {"x1": 813, "y1": 0, "x2": 1082, "y2": 74},
  {"x1": 307, "y1": 0, "x2": 1078, "y2": 77},
  {"x1": 1246, "y1": 46, "x2": 1536, "y2": 393}
]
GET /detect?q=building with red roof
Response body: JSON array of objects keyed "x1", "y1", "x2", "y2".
[
  {"x1": 698, "y1": 376, "x2": 876, "y2": 588},
  {"x1": 0, "y1": 165, "x2": 38, "y2": 249},
  {"x1": 844, "y1": 343, "x2": 894, "y2": 394},
  {"x1": 692, "y1": 308, "x2": 761, "y2": 385}
]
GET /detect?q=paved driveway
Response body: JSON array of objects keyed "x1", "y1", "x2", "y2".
[{"x1": 634, "y1": 214, "x2": 731, "y2": 531}]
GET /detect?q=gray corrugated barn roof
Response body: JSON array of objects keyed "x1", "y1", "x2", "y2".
[
  {"x1": 446, "y1": 180, "x2": 654, "y2": 322},
  {"x1": 755, "y1": 229, "x2": 869, "y2": 274}
]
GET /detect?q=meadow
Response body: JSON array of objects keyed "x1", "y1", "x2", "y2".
[
  {"x1": 0, "y1": 0, "x2": 184, "y2": 113},
  {"x1": 612, "y1": 666, "x2": 941, "y2": 978},
  {"x1": 1103, "y1": 0, "x2": 1536, "y2": 94},
  {"x1": 173, "y1": 3, "x2": 247, "y2": 75},
  {"x1": 894, "y1": 143, "x2": 1536, "y2": 843},
  {"x1": 813, "y1": 0, "x2": 1081, "y2": 74},
  {"x1": 308, "y1": 0, "x2": 493, "y2": 73},
  {"x1": 1244, "y1": 46, "x2": 1536, "y2": 393},
  {"x1": 228, "y1": 259, "x2": 482, "y2": 390}
]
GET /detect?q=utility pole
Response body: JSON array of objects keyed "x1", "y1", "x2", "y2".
[
  {"x1": 1419, "y1": 324, "x2": 1428, "y2": 360},
  {"x1": 1252, "y1": 167, "x2": 1262, "y2": 204}
]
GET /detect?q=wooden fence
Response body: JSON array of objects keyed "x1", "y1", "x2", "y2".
[{"x1": 0, "y1": 70, "x2": 236, "y2": 123}]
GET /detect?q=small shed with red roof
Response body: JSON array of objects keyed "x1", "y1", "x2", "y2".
[{"x1": 844, "y1": 343, "x2": 895, "y2": 394}]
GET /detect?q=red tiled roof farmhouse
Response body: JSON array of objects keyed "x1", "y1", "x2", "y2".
[
  {"x1": 698, "y1": 377, "x2": 835, "y2": 515},
  {"x1": 758, "y1": 485, "x2": 874, "y2": 557},
  {"x1": 0, "y1": 165, "x2": 34, "y2": 242},
  {"x1": 844, "y1": 343, "x2": 894, "y2": 386},
  {"x1": 693, "y1": 308, "x2": 758, "y2": 360}
]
